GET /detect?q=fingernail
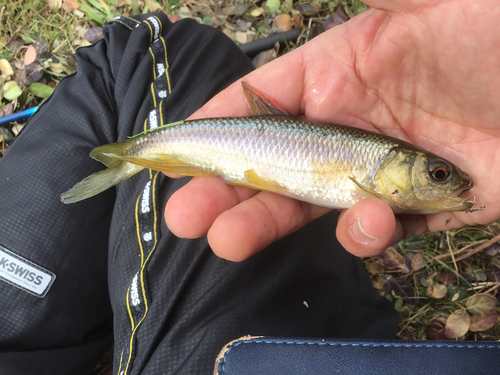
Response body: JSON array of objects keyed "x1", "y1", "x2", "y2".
[{"x1": 350, "y1": 214, "x2": 379, "y2": 244}]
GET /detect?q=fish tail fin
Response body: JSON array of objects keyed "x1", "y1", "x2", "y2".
[{"x1": 61, "y1": 141, "x2": 144, "y2": 204}]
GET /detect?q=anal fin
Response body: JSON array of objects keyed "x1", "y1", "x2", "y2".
[{"x1": 244, "y1": 169, "x2": 283, "y2": 192}]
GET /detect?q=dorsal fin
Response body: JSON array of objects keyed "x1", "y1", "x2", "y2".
[{"x1": 242, "y1": 81, "x2": 294, "y2": 116}]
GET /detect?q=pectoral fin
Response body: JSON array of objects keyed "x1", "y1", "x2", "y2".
[
  {"x1": 244, "y1": 169, "x2": 283, "y2": 192},
  {"x1": 349, "y1": 176, "x2": 381, "y2": 199},
  {"x1": 120, "y1": 154, "x2": 215, "y2": 177}
]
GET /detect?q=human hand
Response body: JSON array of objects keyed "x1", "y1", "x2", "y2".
[{"x1": 165, "y1": 0, "x2": 500, "y2": 261}]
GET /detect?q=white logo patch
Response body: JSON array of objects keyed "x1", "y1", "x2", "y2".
[
  {"x1": 157, "y1": 63, "x2": 165, "y2": 78},
  {"x1": 147, "y1": 16, "x2": 160, "y2": 40},
  {"x1": 0, "y1": 245, "x2": 56, "y2": 298},
  {"x1": 149, "y1": 109, "x2": 158, "y2": 129},
  {"x1": 158, "y1": 90, "x2": 167, "y2": 99}
]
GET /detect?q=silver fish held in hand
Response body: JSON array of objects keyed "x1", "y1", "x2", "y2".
[{"x1": 61, "y1": 82, "x2": 483, "y2": 214}]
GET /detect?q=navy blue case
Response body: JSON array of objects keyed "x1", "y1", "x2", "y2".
[{"x1": 215, "y1": 336, "x2": 500, "y2": 374}]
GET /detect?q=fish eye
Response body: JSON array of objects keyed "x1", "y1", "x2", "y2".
[{"x1": 428, "y1": 160, "x2": 451, "y2": 182}]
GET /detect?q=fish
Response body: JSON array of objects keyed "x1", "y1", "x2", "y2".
[{"x1": 61, "y1": 82, "x2": 482, "y2": 214}]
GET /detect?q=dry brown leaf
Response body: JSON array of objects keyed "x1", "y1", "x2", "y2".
[
  {"x1": 469, "y1": 311, "x2": 498, "y2": 332},
  {"x1": 275, "y1": 14, "x2": 292, "y2": 32},
  {"x1": 62, "y1": 0, "x2": 80, "y2": 12},
  {"x1": 466, "y1": 293, "x2": 498, "y2": 314},
  {"x1": 47, "y1": 0, "x2": 62, "y2": 10},
  {"x1": 24, "y1": 45, "x2": 37, "y2": 66},
  {"x1": 445, "y1": 310, "x2": 471, "y2": 339},
  {"x1": 378, "y1": 246, "x2": 406, "y2": 271},
  {"x1": 250, "y1": 7, "x2": 264, "y2": 17},
  {"x1": 426, "y1": 282, "x2": 447, "y2": 299},
  {"x1": 367, "y1": 261, "x2": 384, "y2": 275},
  {"x1": 410, "y1": 252, "x2": 424, "y2": 271},
  {"x1": 291, "y1": 10, "x2": 303, "y2": 29},
  {"x1": 0, "y1": 59, "x2": 14, "y2": 76}
]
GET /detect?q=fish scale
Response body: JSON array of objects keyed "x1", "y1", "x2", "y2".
[{"x1": 124, "y1": 117, "x2": 400, "y2": 208}]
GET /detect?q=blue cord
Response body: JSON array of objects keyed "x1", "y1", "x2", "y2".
[{"x1": 0, "y1": 106, "x2": 39, "y2": 127}]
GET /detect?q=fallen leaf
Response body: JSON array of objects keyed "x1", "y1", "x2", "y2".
[
  {"x1": 275, "y1": 14, "x2": 292, "y2": 32},
  {"x1": 33, "y1": 38, "x2": 50, "y2": 60},
  {"x1": 426, "y1": 317, "x2": 447, "y2": 340},
  {"x1": 83, "y1": 27, "x2": 103, "y2": 44},
  {"x1": 370, "y1": 274, "x2": 386, "y2": 290},
  {"x1": 265, "y1": 0, "x2": 281, "y2": 13},
  {"x1": 466, "y1": 293, "x2": 498, "y2": 314},
  {"x1": 438, "y1": 271, "x2": 457, "y2": 285},
  {"x1": 447, "y1": 285, "x2": 469, "y2": 301},
  {"x1": 6, "y1": 39, "x2": 24, "y2": 53},
  {"x1": 0, "y1": 59, "x2": 14, "y2": 76},
  {"x1": 0, "y1": 103, "x2": 14, "y2": 118},
  {"x1": 445, "y1": 310, "x2": 471, "y2": 339},
  {"x1": 426, "y1": 282, "x2": 447, "y2": 299},
  {"x1": 235, "y1": 19, "x2": 252, "y2": 32},
  {"x1": 483, "y1": 242, "x2": 500, "y2": 256},
  {"x1": 235, "y1": 3, "x2": 250, "y2": 16},
  {"x1": 29, "y1": 82, "x2": 54, "y2": 98},
  {"x1": 295, "y1": 3, "x2": 317, "y2": 15},
  {"x1": 62, "y1": 0, "x2": 80, "y2": 12},
  {"x1": 3, "y1": 81, "x2": 23, "y2": 100},
  {"x1": 383, "y1": 275, "x2": 415, "y2": 303},
  {"x1": 333, "y1": 9, "x2": 348, "y2": 24},
  {"x1": 378, "y1": 246, "x2": 406, "y2": 272},
  {"x1": 469, "y1": 311, "x2": 498, "y2": 332},
  {"x1": 178, "y1": 6, "x2": 192, "y2": 19},
  {"x1": 250, "y1": 7, "x2": 264, "y2": 17},
  {"x1": 253, "y1": 44, "x2": 279, "y2": 68},
  {"x1": 24, "y1": 45, "x2": 37, "y2": 66},
  {"x1": 21, "y1": 63, "x2": 44, "y2": 85},
  {"x1": 367, "y1": 261, "x2": 384, "y2": 275},
  {"x1": 47, "y1": 0, "x2": 62, "y2": 10},
  {"x1": 11, "y1": 124, "x2": 24, "y2": 136},
  {"x1": 49, "y1": 62, "x2": 65, "y2": 74},
  {"x1": 410, "y1": 252, "x2": 425, "y2": 271},
  {"x1": 485, "y1": 265, "x2": 500, "y2": 282},
  {"x1": 291, "y1": 10, "x2": 303, "y2": 29}
]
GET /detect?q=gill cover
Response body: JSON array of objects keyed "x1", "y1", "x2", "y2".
[{"x1": 372, "y1": 148, "x2": 473, "y2": 213}]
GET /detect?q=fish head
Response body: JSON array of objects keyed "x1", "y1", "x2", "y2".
[{"x1": 373, "y1": 148, "x2": 474, "y2": 213}]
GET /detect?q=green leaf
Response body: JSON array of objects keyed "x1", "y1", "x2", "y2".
[
  {"x1": 3, "y1": 81, "x2": 23, "y2": 100},
  {"x1": 203, "y1": 15, "x2": 213, "y2": 26},
  {"x1": 29, "y1": 83, "x2": 54, "y2": 99},
  {"x1": 265, "y1": 0, "x2": 281, "y2": 13}
]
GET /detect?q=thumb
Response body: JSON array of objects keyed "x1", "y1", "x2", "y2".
[{"x1": 336, "y1": 198, "x2": 403, "y2": 257}]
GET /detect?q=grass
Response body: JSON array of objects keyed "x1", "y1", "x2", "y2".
[{"x1": 1, "y1": 0, "x2": 499, "y2": 347}]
